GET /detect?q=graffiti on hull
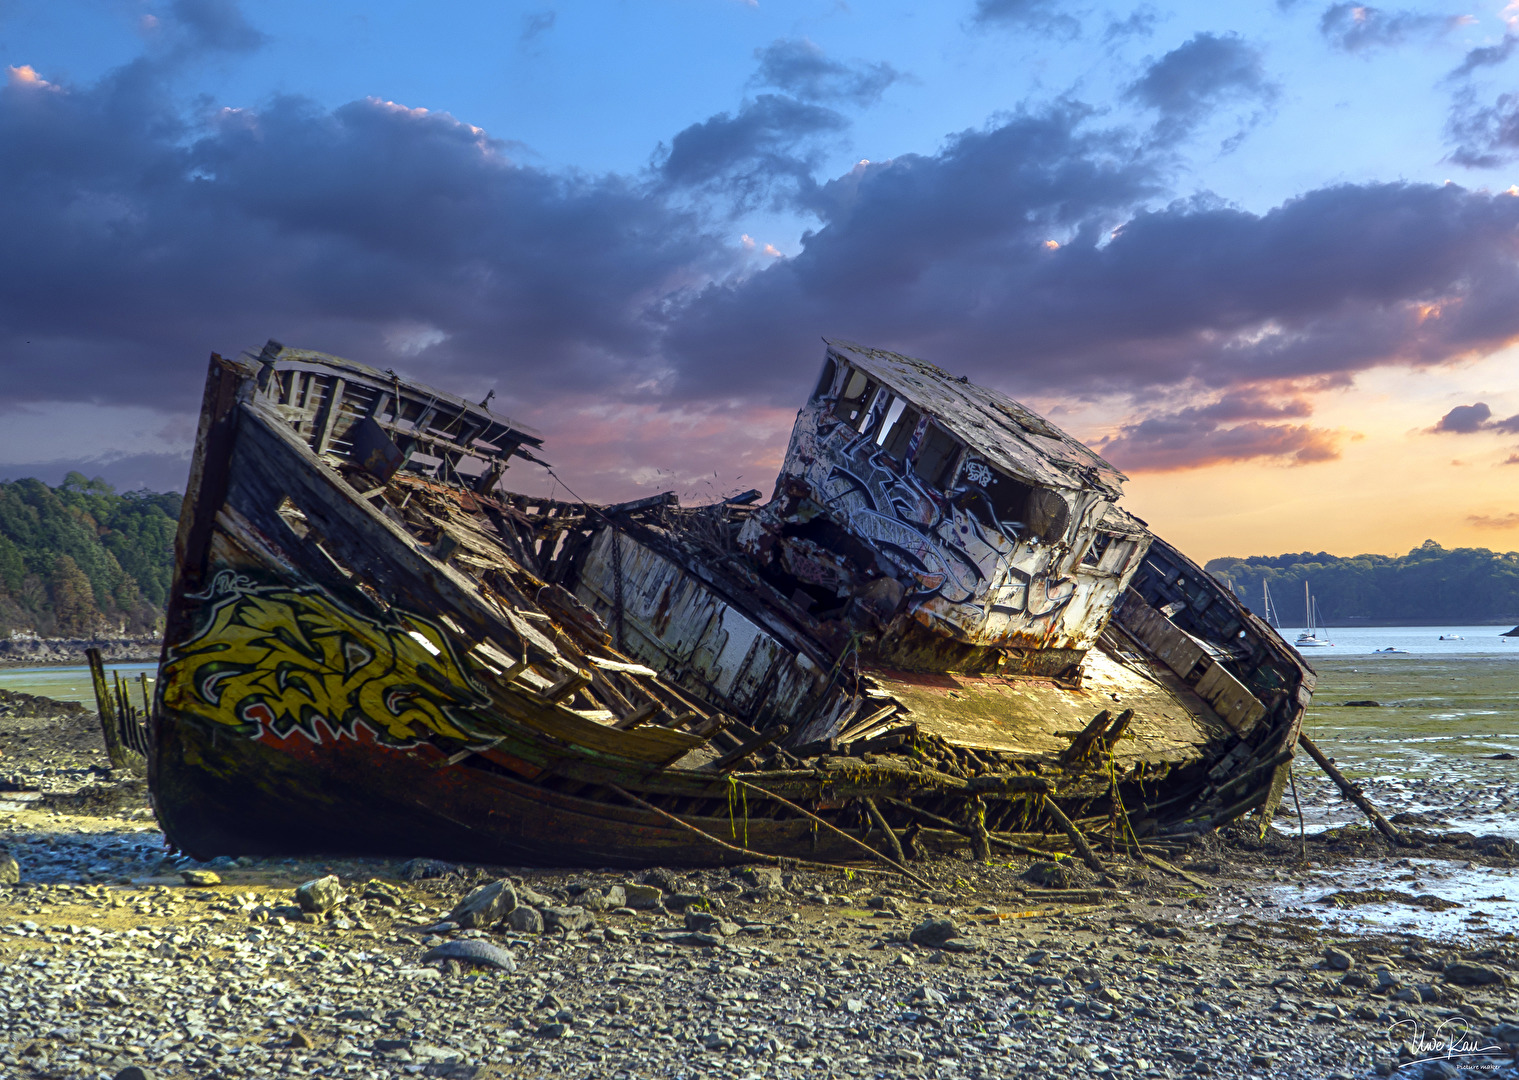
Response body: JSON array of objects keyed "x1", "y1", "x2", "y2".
[
  {"x1": 804, "y1": 419, "x2": 1077, "y2": 623},
  {"x1": 162, "y1": 573, "x2": 489, "y2": 746}
]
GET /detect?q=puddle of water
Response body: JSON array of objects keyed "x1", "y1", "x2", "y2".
[
  {"x1": 1267, "y1": 858, "x2": 1519, "y2": 942},
  {"x1": 0, "y1": 662, "x2": 158, "y2": 707}
]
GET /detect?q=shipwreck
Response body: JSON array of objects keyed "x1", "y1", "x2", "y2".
[{"x1": 146, "y1": 339, "x2": 1316, "y2": 871}]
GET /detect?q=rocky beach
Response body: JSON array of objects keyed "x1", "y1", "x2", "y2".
[
  {"x1": 1, "y1": 688, "x2": 1517, "y2": 1080},
  {"x1": 0, "y1": 639, "x2": 161, "y2": 669}
]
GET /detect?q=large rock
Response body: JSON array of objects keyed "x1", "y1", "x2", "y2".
[
  {"x1": 0, "y1": 848, "x2": 19, "y2": 885},
  {"x1": 420, "y1": 939, "x2": 516, "y2": 971},
  {"x1": 909, "y1": 918, "x2": 962, "y2": 948},
  {"x1": 578, "y1": 885, "x2": 626, "y2": 913},
  {"x1": 506, "y1": 906, "x2": 544, "y2": 934},
  {"x1": 1443, "y1": 961, "x2": 1510, "y2": 986},
  {"x1": 684, "y1": 911, "x2": 740, "y2": 937},
  {"x1": 623, "y1": 883, "x2": 664, "y2": 910},
  {"x1": 737, "y1": 867, "x2": 784, "y2": 891},
  {"x1": 448, "y1": 880, "x2": 516, "y2": 928},
  {"x1": 541, "y1": 906, "x2": 595, "y2": 932},
  {"x1": 1023, "y1": 860, "x2": 1094, "y2": 889},
  {"x1": 1324, "y1": 947, "x2": 1354, "y2": 971},
  {"x1": 516, "y1": 884, "x2": 557, "y2": 908},
  {"x1": 296, "y1": 875, "x2": 344, "y2": 914},
  {"x1": 643, "y1": 867, "x2": 679, "y2": 892}
]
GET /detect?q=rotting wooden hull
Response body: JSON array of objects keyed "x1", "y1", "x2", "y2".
[{"x1": 150, "y1": 344, "x2": 1315, "y2": 867}]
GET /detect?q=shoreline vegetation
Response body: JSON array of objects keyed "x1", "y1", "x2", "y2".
[
  {"x1": 0, "y1": 474, "x2": 178, "y2": 641},
  {"x1": 1208, "y1": 540, "x2": 1519, "y2": 626}
]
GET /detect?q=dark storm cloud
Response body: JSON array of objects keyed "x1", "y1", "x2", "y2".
[
  {"x1": 0, "y1": 62, "x2": 732, "y2": 413},
  {"x1": 1318, "y1": 3, "x2": 1464, "y2": 54},
  {"x1": 657, "y1": 94, "x2": 847, "y2": 206},
  {"x1": 661, "y1": 108, "x2": 1519, "y2": 443},
  {"x1": 751, "y1": 38, "x2": 902, "y2": 108},
  {"x1": 1431, "y1": 402, "x2": 1519, "y2": 433},
  {"x1": 13, "y1": 15, "x2": 1519, "y2": 477},
  {"x1": 1127, "y1": 32, "x2": 1277, "y2": 140}
]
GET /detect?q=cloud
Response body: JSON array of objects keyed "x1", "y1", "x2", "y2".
[
  {"x1": 971, "y1": 0, "x2": 1080, "y2": 37},
  {"x1": 0, "y1": 451, "x2": 192, "y2": 493},
  {"x1": 14, "y1": 34, "x2": 1519, "y2": 496},
  {"x1": 1447, "y1": 88, "x2": 1519, "y2": 167},
  {"x1": 1434, "y1": 401, "x2": 1492, "y2": 432},
  {"x1": 1430, "y1": 402, "x2": 1519, "y2": 433},
  {"x1": 1319, "y1": 3, "x2": 1467, "y2": 54},
  {"x1": 1105, "y1": 7, "x2": 1160, "y2": 43},
  {"x1": 1447, "y1": 34, "x2": 1518, "y2": 80},
  {"x1": 167, "y1": 0, "x2": 267, "y2": 54},
  {"x1": 1127, "y1": 32, "x2": 1277, "y2": 141},
  {"x1": 0, "y1": 65, "x2": 733, "y2": 416},
  {"x1": 1468, "y1": 511, "x2": 1519, "y2": 528},
  {"x1": 521, "y1": 11, "x2": 556, "y2": 43},
  {"x1": 658, "y1": 94, "x2": 847, "y2": 205},
  {"x1": 660, "y1": 116, "x2": 1519, "y2": 414},
  {"x1": 751, "y1": 38, "x2": 902, "y2": 107},
  {"x1": 1095, "y1": 392, "x2": 1342, "y2": 471}
]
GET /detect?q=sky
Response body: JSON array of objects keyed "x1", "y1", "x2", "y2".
[{"x1": 2, "y1": 0, "x2": 1518, "y2": 563}]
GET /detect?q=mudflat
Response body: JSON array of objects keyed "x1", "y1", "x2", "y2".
[{"x1": 1, "y1": 689, "x2": 1516, "y2": 1080}]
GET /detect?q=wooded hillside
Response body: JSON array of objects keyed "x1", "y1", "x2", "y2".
[
  {"x1": 1207, "y1": 540, "x2": 1519, "y2": 624},
  {"x1": 0, "y1": 474, "x2": 180, "y2": 638}
]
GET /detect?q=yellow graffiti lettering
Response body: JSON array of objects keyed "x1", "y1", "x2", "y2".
[{"x1": 162, "y1": 583, "x2": 487, "y2": 745}]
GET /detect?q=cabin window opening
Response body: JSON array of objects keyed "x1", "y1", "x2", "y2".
[
  {"x1": 832, "y1": 367, "x2": 881, "y2": 431},
  {"x1": 957, "y1": 458, "x2": 1033, "y2": 531},
  {"x1": 875, "y1": 397, "x2": 907, "y2": 446},
  {"x1": 911, "y1": 422, "x2": 962, "y2": 489},
  {"x1": 1082, "y1": 531, "x2": 1112, "y2": 567},
  {"x1": 881, "y1": 406, "x2": 921, "y2": 462},
  {"x1": 813, "y1": 357, "x2": 838, "y2": 401}
]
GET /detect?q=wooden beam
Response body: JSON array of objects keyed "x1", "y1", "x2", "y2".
[{"x1": 313, "y1": 377, "x2": 346, "y2": 455}]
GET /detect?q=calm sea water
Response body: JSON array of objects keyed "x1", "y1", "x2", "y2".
[
  {"x1": 1279, "y1": 622, "x2": 1518, "y2": 656},
  {"x1": 0, "y1": 661, "x2": 158, "y2": 706}
]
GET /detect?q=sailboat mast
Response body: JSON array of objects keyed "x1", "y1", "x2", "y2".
[{"x1": 1304, "y1": 580, "x2": 1313, "y2": 634}]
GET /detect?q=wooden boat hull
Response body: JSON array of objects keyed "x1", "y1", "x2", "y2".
[{"x1": 149, "y1": 345, "x2": 1316, "y2": 867}]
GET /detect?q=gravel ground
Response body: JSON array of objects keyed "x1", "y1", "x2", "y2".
[{"x1": 2, "y1": 696, "x2": 1517, "y2": 1080}]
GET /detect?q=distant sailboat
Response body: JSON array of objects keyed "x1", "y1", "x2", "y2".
[
  {"x1": 1262, "y1": 581, "x2": 1282, "y2": 628},
  {"x1": 1296, "y1": 581, "x2": 1333, "y2": 648}
]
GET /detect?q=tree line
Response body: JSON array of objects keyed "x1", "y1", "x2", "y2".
[
  {"x1": 1206, "y1": 540, "x2": 1519, "y2": 625},
  {"x1": 0, "y1": 473, "x2": 180, "y2": 639}
]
